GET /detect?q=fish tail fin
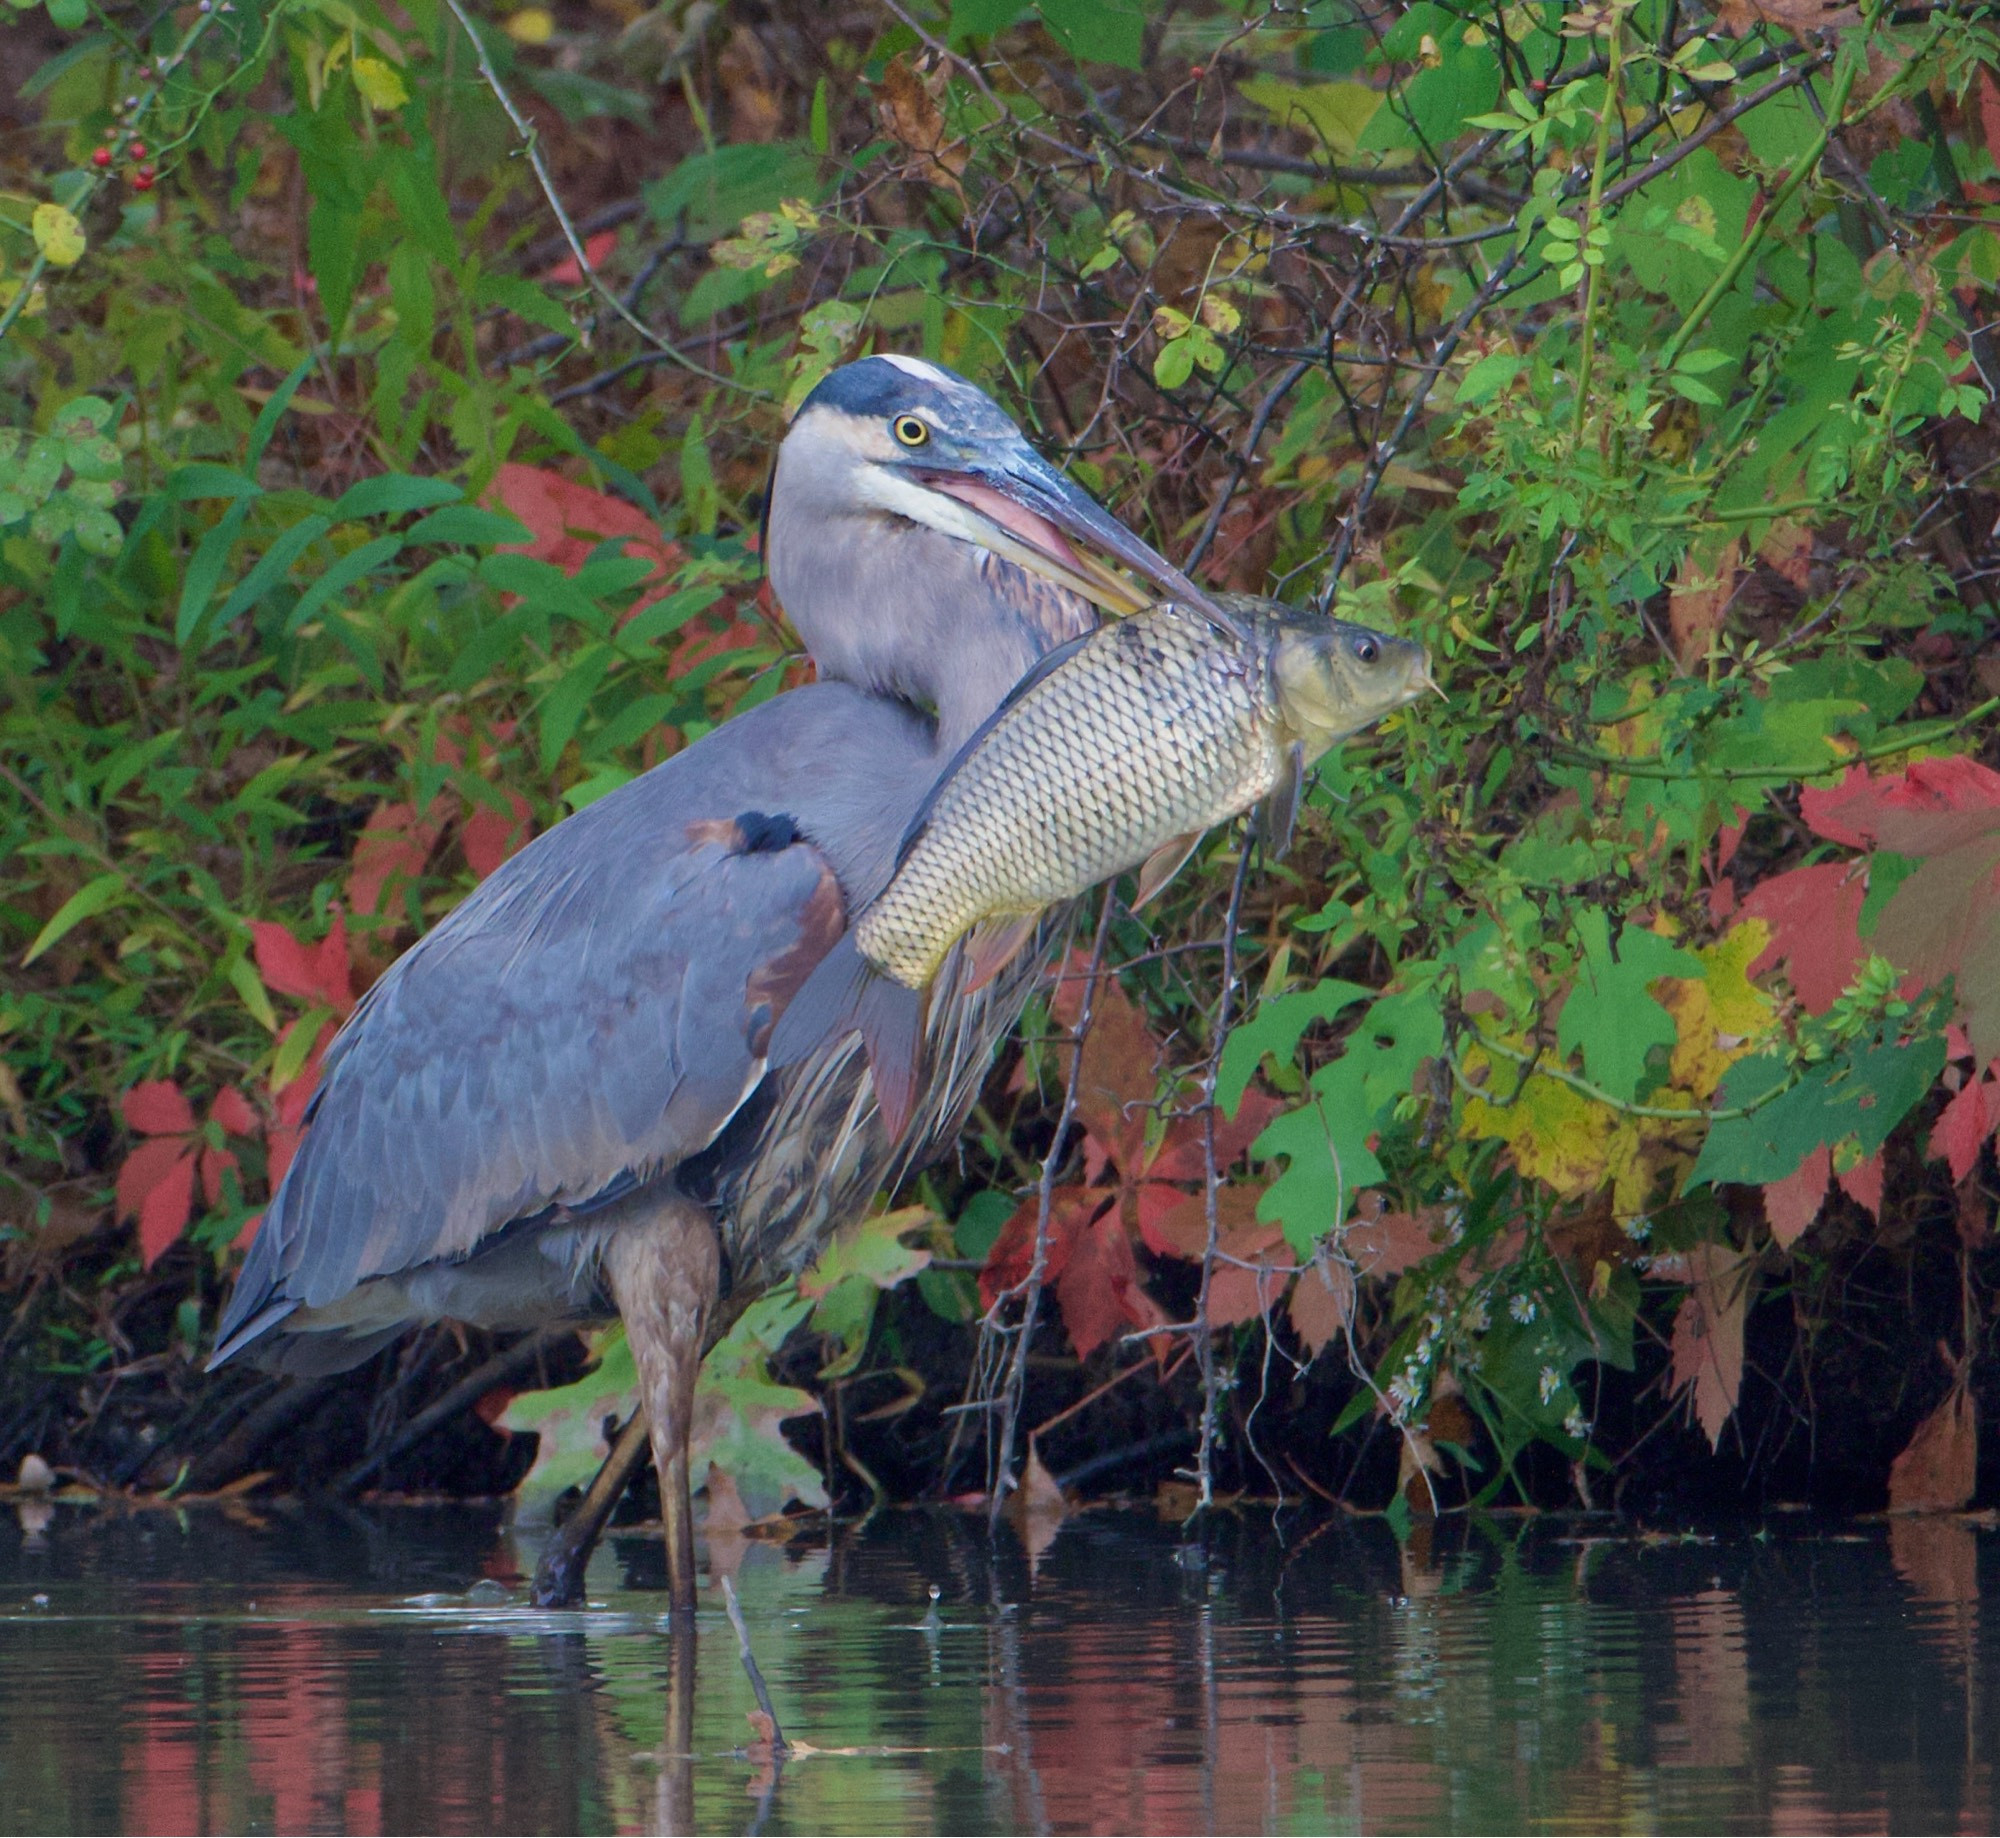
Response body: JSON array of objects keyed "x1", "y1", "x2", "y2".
[{"x1": 768, "y1": 935, "x2": 927, "y2": 1141}]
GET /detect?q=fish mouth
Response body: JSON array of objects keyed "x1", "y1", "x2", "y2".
[{"x1": 913, "y1": 447, "x2": 1247, "y2": 641}]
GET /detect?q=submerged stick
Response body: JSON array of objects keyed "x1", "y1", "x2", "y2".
[{"x1": 720, "y1": 1575, "x2": 789, "y2": 1757}]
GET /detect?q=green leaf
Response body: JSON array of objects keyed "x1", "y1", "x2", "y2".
[
  {"x1": 408, "y1": 505, "x2": 531, "y2": 547},
  {"x1": 170, "y1": 463, "x2": 263, "y2": 502},
  {"x1": 271, "y1": 1009, "x2": 333, "y2": 1091},
  {"x1": 46, "y1": 0, "x2": 89, "y2": 28},
  {"x1": 1555, "y1": 913, "x2": 1699, "y2": 1104},
  {"x1": 175, "y1": 499, "x2": 252, "y2": 644},
  {"x1": 226, "y1": 953, "x2": 279, "y2": 1033},
  {"x1": 284, "y1": 533, "x2": 404, "y2": 636},
  {"x1": 1456, "y1": 351, "x2": 1523, "y2": 406},
  {"x1": 246, "y1": 358, "x2": 315, "y2": 469},
  {"x1": 1236, "y1": 78, "x2": 1382, "y2": 160},
  {"x1": 212, "y1": 513, "x2": 332, "y2": 631},
  {"x1": 1219, "y1": 979, "x2": 1373, "y2": 1115},
  {"x1": 23, "y1": 871, "x2": 124, "y2": 964},
  {"x1": 537, "y1": 644, "x2": 615, "y2": 772},
  {"x1": 329, "y1": 474, "x2": 462, "y2": 522},
  {"x1": 1154, "y1": 338, "x2": 1196, "y2": 390},
  {"x1": 499, "y1": 1325, "x2": 641, "y2": 1521}
]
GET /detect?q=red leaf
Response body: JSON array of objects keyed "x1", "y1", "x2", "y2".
[
  {"x1": 347, "y1": 800, "x2": 446, "y2": 920},
  {"x1": 198, "y1": 1145, "x2": 240, "y2": 1207},
  {"x1": 265, "y1": 1056, "x2": 321, "y2": 1189},
  {"x1": 1345, "y1": 1206, "x2": 1443, "y2": 1278},
  {"x1": 122, "y1": 1080, "x2": 196, "y2": 1137},
  {"x1": 1835, "y1": 1149, "x2": 1883, "y2": 1220},
  {"x1": 132, "y1": 1144, "x2": 197, "y2": 1266},
  {"x1": 1668, "y1": 1244, "x2": 1748, "y2": 1449},
  {"x1": 1801, "y1": 756, "x2": 2000, "y2": 853},
  {"x1": 1055, "y1": 1210, "x2": 1165, "y2": 1359},
  {"x1": 1288, "y1": 1258, "x2": 1355, "y2": 1355},
  {"x1": 979, "y1": 1188, "x2": 1107, "y2": 1308},
  {"x1": 1205, "y1": 1222, "x2": 1289, "y2": 1327},
  {"x1": 209, "y1": 1087, "x2": 260, "y2": 1139},
  {"x1": 251, "y1": 915, "x2": 355, "y2": 1014},
  {"x1": 117, "y1": 1137, "x2": 192, "y2": 1225},
  {"x1": 542, "y1": 229, "x2": 619, "y2": 287},
  {"x1": 1738, "y1": 861, "x2": 1867, "y2": 1013},
  {"x1": 492, "y1": 462, "x2": 666, "y2": 558},
  {"x1": 1762, "y1": 1143, "x2": 1829, "y2": 1248},
  {"x1": 1888, "y1": 1382, "x2": 1978, "y2": 1513},
  {"x1": 462, "y1": 791, "x2": 534, "y2": 879},
  {"x1": 1932, "y1": 1072, "x2": 1996, "y2": 1182},
  {"x1": 1141, "y1": 1184, "x2": 1261, "y2": 1260},
  {"x1": 1147, "y1": 1090, "x2": 1282, "y2": 1182}
]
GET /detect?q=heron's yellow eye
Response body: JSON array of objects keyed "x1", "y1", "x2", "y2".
[{"x1": 892, "y1": 415, "x2": 930, "y2": 448}]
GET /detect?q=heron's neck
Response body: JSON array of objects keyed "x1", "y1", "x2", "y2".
[{"x1": 770, "y1": 513, "x2": 1094, "y2": 756}]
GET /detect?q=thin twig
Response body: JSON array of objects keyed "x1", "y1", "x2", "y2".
[
  {"x1": 436, "y1": 0, "x2": 761, "y2": 398},
  {"x1": 721, "y1": 1574, "x2": 790, "y2": 1755}
]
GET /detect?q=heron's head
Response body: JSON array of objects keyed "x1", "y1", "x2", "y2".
[{"x1": 772, "y1": 354, "x2": 1227, "y2": 627}]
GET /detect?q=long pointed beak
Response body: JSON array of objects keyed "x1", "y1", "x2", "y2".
[{"x1": 919, "y1": 444, "x2": 1246, "y2": 641}]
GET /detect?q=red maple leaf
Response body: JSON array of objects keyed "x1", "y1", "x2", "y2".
[
  {"x1": 1738, "y1": 860, "x2": 1867, "y2": 1014},
  {"x1": 461, "y1": 789, "x2": 535, "y2": 878},
  {"x1": 1800, "y1": 756, "x2": 2000, "y2": 852},
  {"x1": 115, "y1": 1080, "x2": 262, "y2": 1266},
  {"x1": 1933, "y1": 1055, "x2": 2000, "y2": 1182}
]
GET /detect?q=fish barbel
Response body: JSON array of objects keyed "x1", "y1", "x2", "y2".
[{"x1": 770, "y1": 594, "x2": 1434, "y2": 1134}]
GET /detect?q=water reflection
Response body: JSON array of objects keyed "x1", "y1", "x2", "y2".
[{"x1": 0, "y1": 1503, "x2": 1992, "y2": 1835}]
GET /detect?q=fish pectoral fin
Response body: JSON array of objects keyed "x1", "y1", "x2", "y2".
[
  {"x1": 1131, "y1": 832, "x2": 1204, "y2": 911},
  {"x1": 1262, "y1": 740, "x2": 1306, "y2": 861},
  {"x1": 962, "y1": 911, "x2": 1043, "y2": 994}
]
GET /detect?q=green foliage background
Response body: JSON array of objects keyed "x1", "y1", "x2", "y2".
[{"x1": 3, "y1": 0, "x2": 1998, "y2": 1514}]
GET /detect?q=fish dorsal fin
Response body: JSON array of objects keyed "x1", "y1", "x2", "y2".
[
  {"x1": 962, "y1": 911, "x2": 1043, "y2": 993},
  {"x1": 1132, "y1": 831, "x2": 1203, "y2": 910},
  {"x1": 1261, "y1": 740, "x2": 1306, "y2": 861}
]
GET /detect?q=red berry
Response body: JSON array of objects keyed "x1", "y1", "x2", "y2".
[
  {"x1": 92, "y1": 147, "x2": 112, "y2": 167},
  {"x1": 1190, "y1": 63, "x2": 1204, "y2": 77},
  {"x1": 131, "y1": 172, "x2": 154, "y2": 192},
  {"x1": 128, "y1": 141, "x2": 147, "y2": 160},
  {"x1": 137, "y1": 164, "x2": 156, "y2": 181}
]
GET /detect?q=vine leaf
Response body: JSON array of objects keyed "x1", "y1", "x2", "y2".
[
  {"x1": 1888, "y1": 1380, "x2": 1977, "y2": 1514},
  {"x1": 1668, "y1": 1243, "x2": 1749, "y2": 1450},
  {"x1": 1556, "y1": 911, "x2": 1699, "y2": 1103}
]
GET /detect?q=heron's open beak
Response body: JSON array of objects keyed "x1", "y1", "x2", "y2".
[{"x1": 913, "y1": 444, "x2": 1246, "y2": 641}]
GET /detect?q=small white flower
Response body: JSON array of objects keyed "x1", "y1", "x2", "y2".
[
  {"x1": 1564, "y1": 1409, "x2": 1591, "y2": 1440},
  {"x1": 1509, "y1": 1294, "x2": 1537, "y2": 1325},
  {"x1": 1620, "y1": 1214, "x2": 1653, "y2": 1243},
  {"x1": 1538, "y1": 1365, "x2": 1561, "y2": 1405}
]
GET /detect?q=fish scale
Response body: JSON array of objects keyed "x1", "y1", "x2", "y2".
[{"x1": 858, "y1": 608, "x2": 1316, "y2": 988}]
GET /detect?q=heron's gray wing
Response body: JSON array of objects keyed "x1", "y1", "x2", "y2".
[{"x1": 215, "y1": 684, "x2": 935, "y2": 1361}]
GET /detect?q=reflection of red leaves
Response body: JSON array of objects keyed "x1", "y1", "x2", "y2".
[
  {"x1": 251, "y1": 911, "x2": 356, "y2": 1016},
  {"x1": 1738, "y1": 861, "x2": 1866, "y2": 1014},
  {"x1": 115, "y1": 1080, "x2": 262, "y2": 1266}
]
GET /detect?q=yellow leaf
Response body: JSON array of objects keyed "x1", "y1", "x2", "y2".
[
  {"x1": 30, "y1": 203, "x2": 85, "y2": 270},
  {"x1": 1236, "y1": 78, "x2": 1382, "y2": 160},
  {"x1": 1659, "y1": 920, "x2": 1775, "y2": 1098},
  {"x1": 351, "y1": 55, "x2": 409, "y2": 111},
  {"x1": 502, "y1": 7, "x2": 554, "y2": 43}
]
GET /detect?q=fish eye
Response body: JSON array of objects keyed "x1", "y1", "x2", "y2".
[
  {"x1": 893, "y1": 415, "x2": 930, "y2": 448},
  {"x1": 1352, "y1": 636, "x2": 1380, "y2": 665}
]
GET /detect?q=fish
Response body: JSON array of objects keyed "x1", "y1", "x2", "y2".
[{"x1": 768, "y1": 594, "x2": 1435, "y2": 1136}]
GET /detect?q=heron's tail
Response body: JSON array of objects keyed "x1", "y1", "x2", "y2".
[{"x1": 768, "y1": 934, "x2": 926, "y2": 1141}]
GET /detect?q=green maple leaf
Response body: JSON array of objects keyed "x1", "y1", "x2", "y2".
[{"x1": 1556, "y1": 912, "x2": 1700, "y2": 1104}]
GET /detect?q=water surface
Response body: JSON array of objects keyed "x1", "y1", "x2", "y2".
[{"x1": 0, "y1": 1501, "x2": 1991, "y2": 1833}]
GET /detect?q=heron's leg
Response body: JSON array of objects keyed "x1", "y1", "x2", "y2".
[
  {"x1": 602, "y1": 1195, "x2": 720, "y2": 1619},
  {"x1": 529, "y1": 1408, "x2": 652, "y2": 1609}
]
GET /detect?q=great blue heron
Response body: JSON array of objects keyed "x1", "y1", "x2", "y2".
[{"x1": 209, "y1": 355, "x2": 1222, "y2": 1612}]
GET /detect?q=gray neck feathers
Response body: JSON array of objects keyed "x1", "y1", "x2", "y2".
[{"x1": 768, "y1": 445, "x2": 1094, "y2": 753}]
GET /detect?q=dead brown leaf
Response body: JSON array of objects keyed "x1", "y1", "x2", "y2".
[
  {"x1": 1711, "y1": 0, "x2": 1859, "y2": 34},
  {"x1": 876, "y1": 54, "x2": 967, "y2": 202},
  {"x1": 1888, "y1": 1380, "x2": 1978, "y2": 1514},
  {"x1": 1669, "y1": 538, "x2": 1741, "y2": 669}
]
